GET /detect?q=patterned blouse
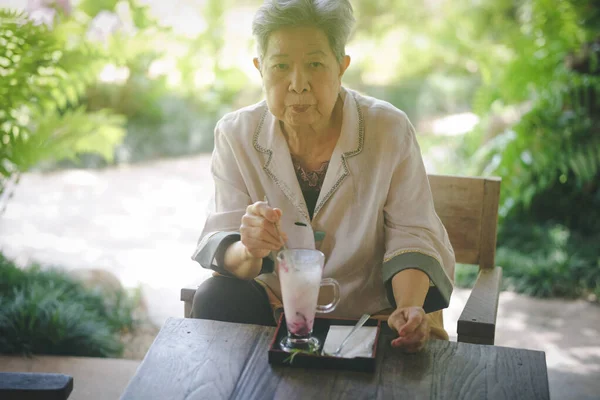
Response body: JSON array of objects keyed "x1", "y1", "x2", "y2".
[{"x1": 291, "y1": 156, "x2": 329, "y2": 220}]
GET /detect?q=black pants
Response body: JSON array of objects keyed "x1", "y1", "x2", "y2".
[{"x1": 191, "y1": 275, "x2": 276, "y2": 326}]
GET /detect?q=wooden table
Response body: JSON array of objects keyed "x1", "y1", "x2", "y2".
[{"x1": 121, "y1": 318, "x2": 550, "y2": 400}]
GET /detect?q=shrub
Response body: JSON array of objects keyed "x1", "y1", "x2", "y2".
[
  {"x1": 453, "y1": 221, "x2": 600, "y2": 302},
  {"x1": 0, "y1": 253, "x2": 140, "y2": 357}
]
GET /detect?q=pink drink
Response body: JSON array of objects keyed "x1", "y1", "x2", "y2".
[
  {"x1": 279, "y1": 262, "x2": 322, "y2": 336},
  {"x1": 277, "y1": 249, "x2": 340, "y2": 352}
]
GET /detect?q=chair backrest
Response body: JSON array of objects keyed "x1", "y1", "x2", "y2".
[{"x1": 428, "y1": 174, "x2": 501, "y2": 269}]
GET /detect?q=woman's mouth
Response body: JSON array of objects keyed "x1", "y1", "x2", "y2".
[{"x1": 291, "y1": 105, "x2": 311, "y2": 113}]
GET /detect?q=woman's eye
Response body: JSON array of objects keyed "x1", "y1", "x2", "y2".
[
  {"x1": 310, "y1": 62, "x2": 323, "y2": 68},
  {"x1": 274, "y1": 64, "x2": 288, "y2": 70}
]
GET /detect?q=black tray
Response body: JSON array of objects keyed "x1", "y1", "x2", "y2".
[{"x1": 268, "y1": 314, "x2": 381, "y2": 372}]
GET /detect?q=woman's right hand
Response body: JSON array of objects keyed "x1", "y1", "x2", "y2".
[{"x1": 240, "y1": 200, "x2": 288, "y2": 259}]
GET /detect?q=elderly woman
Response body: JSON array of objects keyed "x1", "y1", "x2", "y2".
[{"x1": 191, "y1": 0, "x2": 455, "y2": 353}]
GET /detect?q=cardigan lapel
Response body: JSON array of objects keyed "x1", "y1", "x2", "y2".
[
  {"x1": 313, "y1": 89, "x2": 364, "y2": 218},
  {"x1": 253, "y1": 105, "x2": 310, "y2": 222}
]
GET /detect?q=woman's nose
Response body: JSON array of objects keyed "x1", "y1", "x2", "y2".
[{"x1": 288, "y1": 67, "x2": 310, "y2": 93}]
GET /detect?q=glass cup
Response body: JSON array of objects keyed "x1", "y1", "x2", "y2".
[{"x1": 277, "y1": 249, "x2": 340, "y2": 352}]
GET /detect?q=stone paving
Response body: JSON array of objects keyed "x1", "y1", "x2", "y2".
[{"x1": 0, "y1": 154, "x2": 599, "y2": 399}]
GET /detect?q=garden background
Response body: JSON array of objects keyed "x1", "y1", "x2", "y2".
[{"x1": 0, "y1": 0, "x2": 599, "y2": 398}]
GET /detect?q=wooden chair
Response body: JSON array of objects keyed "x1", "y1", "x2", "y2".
[
  {"x1": 428, "y1": 174, "x2": 502, "y2": 345},
  {"x1": 181, "y1": 174, "x2": 503, "y2": 345}
]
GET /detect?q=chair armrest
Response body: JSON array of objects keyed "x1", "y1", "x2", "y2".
[
  {"x1": 181, "y1": 288, "x2": 196, "y2": 318},
  {"x1": 457, "y1": 266, "x2": 503, "y2": 345},
  {"x1": 0, "y1": 372, "x2": 73, "y2": 400}
]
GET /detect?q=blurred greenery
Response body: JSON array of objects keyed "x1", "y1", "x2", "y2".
[
  {"x1": 76, "y1": 0, "x2": 252, "y2": 164},
  {"x1": 0, "y1": 7, "x2": 126, "y2": 215},
  {"x1": 465, "y1": 0, "x2": 600, "y2": 225},
  {"x1": 1, "y1": 0, "x2": 598, "y2": 301},
  {"x1": 0, "y1": 252, "x2": 141, "y2": 357},
  {"x1": 450, "y1": 0, "x2": 599, "y2": 301},
  {"x1": 456, "y1": 222, "x2": 600, "y2": 300}
]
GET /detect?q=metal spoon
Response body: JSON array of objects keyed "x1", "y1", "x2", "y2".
[
  {"x1": 331, "y1": 313, "x2": 371, "y2": 357},
  {"x1": 263, "y1": 195, "x2": 287, "y2": 250}
]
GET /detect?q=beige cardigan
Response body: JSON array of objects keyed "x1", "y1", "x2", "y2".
[{"x1": 192, "y1": 87, "x2": 455, "y2": 319}]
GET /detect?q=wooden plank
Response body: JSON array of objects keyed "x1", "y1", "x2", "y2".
[
  {"x1": 432, "y1": 341, "x2": 549, "y2": 399},
  {"x1": 454, "y1": 249, "x2": 479, "y2": 265},
  {"x1": 122, "y1": 319, "x2": 549, "y2": 400},
  {"x1": 180, "y1": 288, "x2": 195, "y2": 303},
  {"x1": 180, "y1": 288, "x2": 195, "y2": 318},
  {"x1": 1, "y1": 356, "x2": 140, "y2": 400},
  {"x1": 428, "y1": 174, "x2": 485, "y2": 265},
  {"x1": 0, "y1": 372, "x2": 73, "y2": 400},
  {"x1": 485, "y1": 345, "x2": 550, "y2": 400},
  {"x1": 376, "y1": 327, "x2": 435, "y2": 399},
  {"x1": 456, "y1": 334, "x2": 494, "y2": 345},
  {"x1": 429, "y1": 340, "x2": 488, "y2": 398},
  {"x1": 457, "y1": 267, "x2": 503, "y2": 343},
  {"x1": 428, "y1": 174, "x2": 486, "y2": 214},
  {"x1": 479, "y1": 177, "x2": 501, "y2": 269},
  {"x1": 120, "y1": 318, "x2": 268, "y2": 400},
  {"x1": 440, "y1": 215, "x2": 481, "y2": 264}
]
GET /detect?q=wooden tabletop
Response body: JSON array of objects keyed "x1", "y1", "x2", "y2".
[{"x1": 121, "y1": 318, "x2": 549, "y2": 400}]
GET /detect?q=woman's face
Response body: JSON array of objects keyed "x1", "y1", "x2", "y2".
[{"x1": 255, "y1": 26, "x2": 350, "y2": 129}]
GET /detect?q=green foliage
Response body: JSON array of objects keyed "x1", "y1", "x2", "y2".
[
  {"x1": 453, "y1": 264, "x2": 479, "y2": 289},
  {"x1": 470, "y1": 0, "x2": 587, "y2": 113},
  {"x1": 460, "y1": 0, "x2": 600, "y2": 221},
  {"x1": 79, "y1": 0, "x2": 119, "y2": 18},
  {"x1": 454, "y1": 221, "x2": 600, "y2": 301},
  {"x1": 475, "y1": 76, "x2": 600, "y2": 219},
  {"x1": 497, "y1": 221, "x2": 600, "y2": 299},
  {"x1": 0, "y1": 9, "x2": 125, "y2": 197},
  {"x1": 443, "y1": 0, "x2": 600, "y2": 301},
  {"x1": 0, "y1": 253, "x2": 140, "y2": 357},
  {"x1": 68, "y1": 0, "x2": 250, "y2": 165}
]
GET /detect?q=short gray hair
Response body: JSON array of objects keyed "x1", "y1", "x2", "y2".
[{"x1": 252, "y1": 0, "x2": 355, "y2": 64}]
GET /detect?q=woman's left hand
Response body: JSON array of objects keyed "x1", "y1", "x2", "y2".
[{"x1": 387, "y1": 306, "x2": 429, "y2": 353}]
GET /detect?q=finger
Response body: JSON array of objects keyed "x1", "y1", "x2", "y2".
[
  {"x1": 247, "y1": 202, "x2": 280, "y2": 222},
  {"x1": 240, "y1": 226, "x2": 282, "y2": 249},
  {"x1": 388, "y1": 316, "x2": 406, "y2": 335},
  {"x1": 393, "y1": 330, "x2": 426, "y2": 347},
  {"x1": 242, "y1": 215, "x2": 282, "y2": 244},
  {"x1": 390, "y1": 331, "x2": 426, "y2": 349},
  {"x1": 241, "y1": 235, "x2": 283, "y2": 252},
  {"x1": 391, "y1": 336, "x2": 405, "y2": 348},
  {"x1": 398, "y1": 310, "x2": 424, "y2": 336}
]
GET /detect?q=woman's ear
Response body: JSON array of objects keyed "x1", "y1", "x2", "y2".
[
  {"x1": 339, "y1": 55, "x2": 351, "y2": 77},
  {"x1": 253, "y1": 57, "x2": 262, "y2": 77}
]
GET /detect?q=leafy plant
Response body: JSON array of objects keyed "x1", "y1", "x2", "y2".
[
  {"x1": 0, "y1": 252, "x2": 140, "y2": 357},
  {"x1": 460, "y1": 0, "x2": 600, "y2": 220},
  {"x1": 445, "y1": 0, "x2": 600, "y2": 301},
  {"x1": 0, "y1": 8, "x2": 125, "y2": 214},
  {"x1": 454, "y1": 221, "x2": 600, "y2": 301},
  {"x1": 475, "y1": 77, "x2": 600, "y2": 217},
  {"x1": 499, "y1": 221, "x2": 600, "y2": 299}
]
